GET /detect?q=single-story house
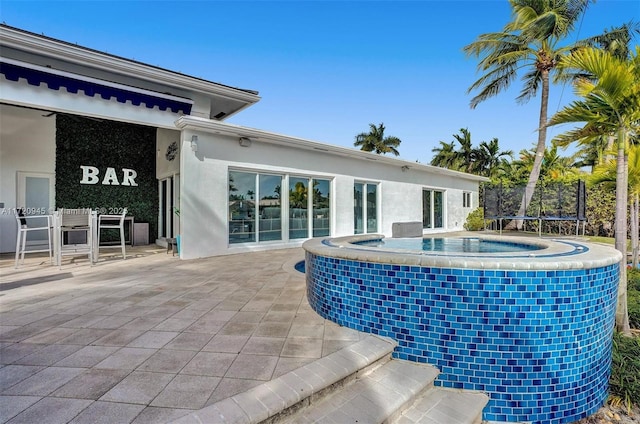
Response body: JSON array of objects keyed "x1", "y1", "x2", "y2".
[{"x1": 0, "y1": 24, "x2": 487, "y2": 260}]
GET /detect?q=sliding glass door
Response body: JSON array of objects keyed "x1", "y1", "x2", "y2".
[
  {"x1": 422, "y1": 189, "x2": 444, "y2": 229},
  {"x1": 229, "y1": 171, "x2": 331, "y2": 244},
  {"x1": 289, "y1": 177, "x2": 331, "y2": 239},
  {"x1": 354, "y1": 182, "x2": 378, "y2": 234},
  {"x1": 229, "y1": 171, "x2": 284, "y2": 244}
]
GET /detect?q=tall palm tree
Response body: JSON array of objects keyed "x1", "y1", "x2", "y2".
[
  {"x1": 430, "y1": 140, "x2": 461, "y2": 169},
  {"x1": 431, "y1": 129, "x2": 512, "y2": 177},
  {"x1": 591, "y1": 146, "x2": 640, "y2": 268},
  {"x1": 549, "y1": 46, "x2": 640, "y2": 334},
  {"x1": 476, "y1": 138, "x2": 513, "y2": 178},
  {"x1": 464, "y1": 0, "x2": 593, "y2": 229},
  {"x1": 354, "y1": 123, "x2": 401, "y2": 156},
  {"x1": 451, "y1": 128, "x2": 476, "y2": 173},
  {"x1": 555, "y1": 23, "x2": 640, "y2": 169},
  {"x1": 518, "y1": 144, "x2": 580, "y2": 181},
  {"x1": 493, "y1": 157, "x2": 529, "y2": 183},
  {"x1": 430, "y1": 128, "x2": 477, "y2": 173}
]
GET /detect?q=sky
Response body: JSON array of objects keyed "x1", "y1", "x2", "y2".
[{"x1": 1, "y1": 0, "x2": 638, "y2": 164}]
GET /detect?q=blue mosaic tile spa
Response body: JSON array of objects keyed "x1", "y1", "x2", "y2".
[{"x1": 303, "y1": 234, "x2": 622, "y2": 424}]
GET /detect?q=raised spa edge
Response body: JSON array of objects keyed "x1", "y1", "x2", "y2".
[
  {"x1": 302, "y1": 233, "x2": 622, "y2": 423},
  {"x1": 303, "y1": 233, "x2": 622, "y2": 271}
]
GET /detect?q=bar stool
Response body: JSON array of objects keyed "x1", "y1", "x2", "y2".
[
  {"x1": 15, "y1": 209, "x2": 53, "y2": 268},
  {"x1": 97, "y1": 208, "x2": 128, "y2": 259},
  {"x1": 56, "y1": 208, "x2": 95, "y2": 267}
]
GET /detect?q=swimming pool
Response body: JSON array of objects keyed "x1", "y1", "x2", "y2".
[
  {"x1": 356, "y1": 237, "x2": 544, "y2": 253},
  {"x1": 303, "y1": 234, "x2": 622, "y2": 424}
]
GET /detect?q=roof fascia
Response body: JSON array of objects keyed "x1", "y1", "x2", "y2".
[
  {"x1": 0, "y1": 26, "x2": 261, "y2": 105},
  {"x1": 175, "y1": 116, "x2": 489, "y2": 183}
]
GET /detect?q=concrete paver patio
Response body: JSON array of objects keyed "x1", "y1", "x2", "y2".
[{"x1": 0, "y1": 246, "x2": 367, "y2": 423}]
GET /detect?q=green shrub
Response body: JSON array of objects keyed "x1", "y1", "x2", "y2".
[
  {"x1": 609, "y1": 332, "x2": 640, "y2": 410},
  {"x1": 629, "y1": 290, "x2": 640, "y2": 330},
  {"x1": 629, "y1": 268, "x2": 640, "y2": 292},
  {"x1": 628, "y1": 268, "x2": 640, "y2": 329},
  {"x1": 464, "y1": 207, "x2": 487, "y2": 231}
]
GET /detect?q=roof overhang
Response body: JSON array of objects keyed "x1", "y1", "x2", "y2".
[
  {"x1": 0, "y1": 25, "x2": 261, "y2": 120},
  {"x1": 1, "y1": 58, "x2": 194, "y2": 114},
  {"x1": 175, "y1": 115, "x2": 490, "y2": 183}
]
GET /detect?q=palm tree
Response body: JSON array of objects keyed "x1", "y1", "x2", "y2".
[
  {"x1": 555, "y1": 23, "x2": 640, "y2": 169},
  {"x1": 354, "y1": 123, "x2": 401, "y2": 156},
  {"x1": 430, "y1": 140, "x2": 460, "y2": 169},
  {"x1": 431, "y1": 129, "x2": 512, "y2": 177},
  {"x1": 475, "y1": 138, "x2": 513, "y2": 178},
  {"x1": 518, "y1": 144, "x2": 580, "y2": 181},
  {"x1": 591, "y1": 146, "x2": 640, "y2": 268},
  {"x1": 493, "y1": 157, "x2": 529, "y2": 183},
  {"x1": 430, "y1": 128, "x2": 477, "y2": 173},
  {"x1": 549, "y1": 46, "x2": 640, "y2": 334},
  {"x1": 451, "y1": 128, "x2": 476, "y2": 173},
  {"x1": 464, "y1": 0, "x2": 593, "y2": 229}
]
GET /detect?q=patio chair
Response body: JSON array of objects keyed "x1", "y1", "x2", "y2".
[
  {"x1": 98, "y1": 208, "x2": 128, "y2": 259},
  {"x1": 14, "y1": 209, "x2": 53, "y2": 268},
  {"x1": 56, "y1": 208, "x2": 95, "y2": 267}
]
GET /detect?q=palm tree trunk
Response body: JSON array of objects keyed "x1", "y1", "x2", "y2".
[
  {"x1": 632, "y1": 193, "x2": 639, "y2": 268},
  {"x1": 505, "y1": 70, "x2": 549, "y2": 230},
  {"x1": 605, "y1": 134, "x2": 615, "y2": 163},
  {"x1": 615, "y1": 128, "x2": 631, "y2": 334}
]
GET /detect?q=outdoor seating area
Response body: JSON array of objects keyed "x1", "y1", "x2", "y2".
[{"x1": 13, "y1": 208, "x2": 138, "y2": 269}]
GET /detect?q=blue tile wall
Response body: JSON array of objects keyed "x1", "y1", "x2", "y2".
[{"x1": 305, "y1": 252, "x2": 619, "y2": 424}]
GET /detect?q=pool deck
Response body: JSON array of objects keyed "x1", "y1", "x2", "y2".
[
  {"x1": 0, "y1": 246, "x2": 369, "y2": 423},
  {"x1": 0, "y1": 232, "x2": 619, "y2": 423}
]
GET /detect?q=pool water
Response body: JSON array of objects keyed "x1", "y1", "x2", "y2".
[
  {"x1": 356, "y1": 237, "x2": 543, "y2": 253},
  {"x1": 294, "y1": 260, "x2": 305, "y2": 273}
]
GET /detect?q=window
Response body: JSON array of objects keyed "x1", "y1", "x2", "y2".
[
  {"x1": 312, "y1": 179, "x2": 330, "y2": 237},
  {"x1": 228, "y1": 171, "x2": 285, "y2": 244},
  {"x1": 463, "y1": 192, "x2": 472, "y2": 208},
  {"x1": 258, "y1": 175, "x2": 282, "y2": 242},
  {"x1": 423, "y1": 189, "x2": 444, "y2": 229},
  {"x1": 289, "y1": 177, "x2": 331, "y2": 239},
  {"x1": 354, "y1": 182, "x2": 378, "y2": 234},
  {"x1": 229, "y1": 171, "x2": 257, "y2": 243},
  {"x1": 229, "y1": 171, "x2": 330, "y2": 243}
]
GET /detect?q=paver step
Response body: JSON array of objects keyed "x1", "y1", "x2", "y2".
[
  {"x1": 170, "y1": 333, "x2": 488, "y2": 424},
  {"x1": 170, "y1": 334, "x2": 398, "y2": 424},
  {"x1": 279, "y1": 358, "x2": 440, "y2": 424},
  {"x1": 393, "y1": 387, "x2": 489, "y2": 424}
]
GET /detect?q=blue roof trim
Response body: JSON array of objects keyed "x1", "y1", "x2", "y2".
[{"x1": 1, "y1": 61, "x2": 192, "y2": 115}]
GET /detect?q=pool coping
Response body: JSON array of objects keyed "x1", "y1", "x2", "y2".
[{"x1": 303, "y1": 233, "x2": 622, "y2": 270}]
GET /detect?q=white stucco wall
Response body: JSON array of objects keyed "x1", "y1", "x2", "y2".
[
  {"x1": 156, "y1": 128, "x2": 181, "y2": 179},
  {"x1": 0, "y1": 105, "x2": 56, "y2": 253},
  {"x1": 0, "y1": 104, "x2": 483, "y2": 259},
  {"x1": 177, "y1": 130, "x2": 482, "y2": 259}
]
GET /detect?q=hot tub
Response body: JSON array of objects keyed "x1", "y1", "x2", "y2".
[{"x1": 303, "y1": 234, "x2": 622, "y2": 424}]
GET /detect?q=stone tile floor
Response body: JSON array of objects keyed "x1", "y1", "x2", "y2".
[{"x1": 0, "y1": 246, "x2": 366, "y2": 423}]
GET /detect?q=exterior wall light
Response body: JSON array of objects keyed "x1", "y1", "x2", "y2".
[
  {"x1": 190, "y1": 135, "x2": 198, "y2": 152},
  {"x1": 239, "y1": 137, "x2": 252, "y2": 147}
]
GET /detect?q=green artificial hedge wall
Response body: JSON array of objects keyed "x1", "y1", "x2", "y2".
[{"x1": 56, "y1": 114, "x2": 158, "y2": 243}]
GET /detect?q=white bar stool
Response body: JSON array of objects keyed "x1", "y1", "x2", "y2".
[
  {"x1": 97, "y1": 208, "x2": 128, "y2": 259},
  {"x1": 14, "y1": 210, "x2": 53, "y2": 268}
]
